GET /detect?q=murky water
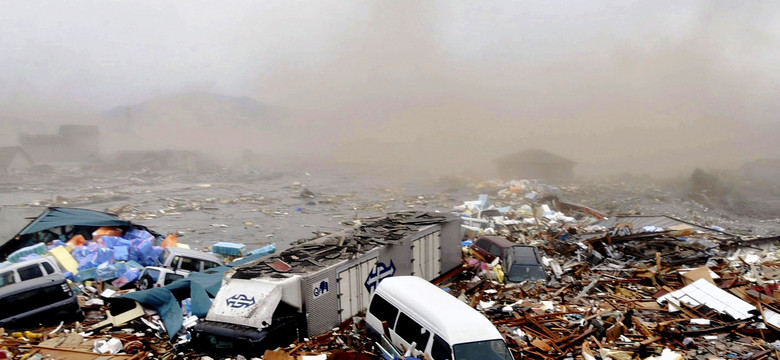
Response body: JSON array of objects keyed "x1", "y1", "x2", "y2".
[
  {"x1": 1, "y1": 167, "x2": 776, "y2": 255},
  {"x1": 0, "y1": 168, "x2": 465, "y2": 252}
]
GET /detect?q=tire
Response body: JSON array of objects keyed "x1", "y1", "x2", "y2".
[{"x1": 138, "y1": 277, "x2": 152, "y2": 290}]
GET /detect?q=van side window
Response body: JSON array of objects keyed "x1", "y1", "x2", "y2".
[
  {"x1": 476, "y1": 239, "x2": 489, "y2": 249},
  {"x1": 18, "y1": 264, "x2": 43, "y2": 281},
  {"x1": 180, "y1": 257, "x2": 200, "y2": 272},
  {"x1": 171, "y1": 256, "x2": 181, "y2": 269},
  {"x1": 396, "y1": 312, "x2": 430, "y2": 351},
  {"x1": 42, "y1": 262, "x2": 55, "y2": 275},
  {"x1": 203, "y1": 261, "x2": 220, "y2": 270},
  {"x1": 431, "y1": 334, "x2": 452, "y2": 360},
  {"x1": 0, "y1": 272, "x2": 14, "y2": 287},
  {"x1": 145, "y1": 268, "x2": 161, "y2": 282},
  {"x1": 164, "y1": 273, "x2": 185, "y2": 285},
  {"x1": 369, "y1": 295, "x2": 399, "y2": 329}
]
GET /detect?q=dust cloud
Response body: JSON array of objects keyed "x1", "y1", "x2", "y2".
[{"x1": 0, "y1": 1, "x2": 778, "y2": 180}]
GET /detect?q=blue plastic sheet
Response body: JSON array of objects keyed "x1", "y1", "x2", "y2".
[
  {"x1": 130, "y1": 238, "x2": 161, "y2": 266},
  {"x1": 114, "y1": 245, "x2": 129, "y2": 261},
  {"x1": 18, "y1": 253, "x2": 41, "y2": 262},
  {"x1": 97, "y1": 262, "x2": 118, "y2": 281},
  {"x1": 122, "y1": 266, "x2": 230, "y2": 337},
  {"x1": 100, "y1": 236, "x2": 124, "y2": 249},
  {"x1": 212, "y1": 242, "x2": 246, "y2": 256},
  {"x1": 124, "y1": 228, "x2": 154, "y2": 242},
  {"x1": 96, "y1": 247, "x2": 115, "y2": 264},
  {"x1": 112, "y1": 267, "x2": 140, "y2": 288},
  {"x1": 7, "y1": 243, "x2": 47, "y2": 263},
  {"x1": 73, "y1": 244, "x2": 100, "y2": 270},
  {"x1": 230, "y1": 243, "x2": 276, "y2": 267}
]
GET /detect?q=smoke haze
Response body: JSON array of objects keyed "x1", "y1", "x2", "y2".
[{"x1": 1, "y1": 1, "x2": 778, "y2": 178}]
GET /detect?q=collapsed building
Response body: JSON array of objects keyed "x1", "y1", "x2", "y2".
[
  {"x1": 0, "y1": 146, "x2": 34, "y2": 175},
  {"x1": 19, "y1": 124, "x2": 100, "y2": 164},
  {"x1": 495, "y1": 149, "x2": 576, "y2": 183},
  {"x1": 110, "y1": 150, "x2": 217, "y2": 172}
]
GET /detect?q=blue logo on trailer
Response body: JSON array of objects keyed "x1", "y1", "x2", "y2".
[
  {"x1": 226, "y1": 294, "x2": 256, "y2": 308},
  {"x1": 313, "y1": 279, "x2": 329, "y2": 298},
  {"x1": 364, "y1": 261, "x2": 396, "y2": 293}
]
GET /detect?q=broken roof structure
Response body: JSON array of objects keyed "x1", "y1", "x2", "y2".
[
  {"x1": 222, "y1": 211, "x2": 462, "y2": 337},
  {"x1": 19, "y1": 124, "x2": 100, "y2": 164},
  {"x1": 593, "y1": 214, "x2": 735, "y2": 237},
  {"x1": 233, "y1": 211, "x2": 455, "y2": 279}
]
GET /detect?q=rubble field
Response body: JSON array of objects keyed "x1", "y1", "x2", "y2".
[{"x1": 0, "y1": 167, "x2": 778, "y2": 360}]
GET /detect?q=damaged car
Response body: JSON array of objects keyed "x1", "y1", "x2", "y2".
[
  {"x1": 0, "y1": 273, "x2": 82, "y2": 329},
  {"x1": 471, "y1": 236, "x2": 547, "y2": 282}
]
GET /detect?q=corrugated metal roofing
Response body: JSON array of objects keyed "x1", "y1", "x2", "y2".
[
  {"x1": 657, "y1": 278, "x2": 756, "y2": 320},
  {"x1": 593, "y1": 215, "x2": 733, "y2": 236}
]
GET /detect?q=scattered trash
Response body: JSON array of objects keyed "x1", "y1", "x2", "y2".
[{"x1": 0, "y1": 175, "x2": 777, "y2": 360}]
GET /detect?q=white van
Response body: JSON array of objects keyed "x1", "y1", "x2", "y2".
[
  {"x1": 0, "y1": 257, "x2": 61, "y2": 288},
  {"x1": 365, "y1": 276, "x2": 513, "y2": 360}
]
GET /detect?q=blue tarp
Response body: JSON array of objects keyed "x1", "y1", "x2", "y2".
[
  {"x1": 122, "y1": 266, "x2": 231, "y2": 337},
  {"x1": 17, "y1": 207, "x2": 130, "y2": 235},
  {"x1": 2, "y1": 207, "x2": 161, "y2": 260},
  {"x1": 119, "y1": 244, "x2": 275, "y2": 338}
]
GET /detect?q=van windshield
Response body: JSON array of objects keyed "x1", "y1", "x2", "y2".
[{"x1": 452, "y1": 339, "x2": 512, "y2": 360}]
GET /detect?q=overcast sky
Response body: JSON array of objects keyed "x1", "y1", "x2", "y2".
[{"x1": 1, "y1": 1, "x2": 778, "y2": 176}]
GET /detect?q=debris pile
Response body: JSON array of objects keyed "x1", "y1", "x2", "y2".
[
  {"x1": 0, "y1": 176, "x2": 778, "y2": 360},
  {"x1": 446, "y1": 179, "x2": 780, "y2": 360}
]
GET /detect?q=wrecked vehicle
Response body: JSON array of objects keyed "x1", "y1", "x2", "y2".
[
  {"x1": 136, "y1": 265, "x2": 187, "y2": 290},
  {"x1": 504, "y1": 245, "x2": 547, "y2": 283},
  {"x1": 470, "y1": 236, "x2": 519, "y2": 263},
  {"x1": 191, "y1": 211, "x2": 462, "y2": 354},
  {"x1": 135, "y1": 247, "x2": 222, "y2": 290},
  {"x1": 193, "y1": 275, "x2": 306, "y2": 353},
  {"x1": 0, "y1": 273, "x2": 82, "y2": 328},
  {"x1": 470, "y1": 236, "x2": 547, "y2": 282},
  {"x1": 160, "y1": 246, "x2": 222, "y2": 272},
  {"x1": 366, "y1": 276, "x2": 513, "y2": 360},
  {"x1": 0, "y1": 256, "x2": 61, "y2": 287}
]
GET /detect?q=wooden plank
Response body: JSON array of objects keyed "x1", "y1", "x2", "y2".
[
  {"x1": 264, "y1": 349, "x2": 296, "y2": 360},
  {"x1": 531, "y1": 338, "x2": 552, "y2": 352},
  {"x1": 30, "y1": 346, "x2": 146, "y2": 360},
  {"x1": 524, "y1": 312, "x2": 561, "y2": 342}
]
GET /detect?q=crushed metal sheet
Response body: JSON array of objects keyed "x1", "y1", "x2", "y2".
[{"x1": 657, "y1": 278, "x2": 756, "y2": 320}]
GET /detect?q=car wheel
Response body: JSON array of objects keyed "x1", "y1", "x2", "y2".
[{"x1": 138, "y1": 277, "x2": 151, "y2": 290}]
